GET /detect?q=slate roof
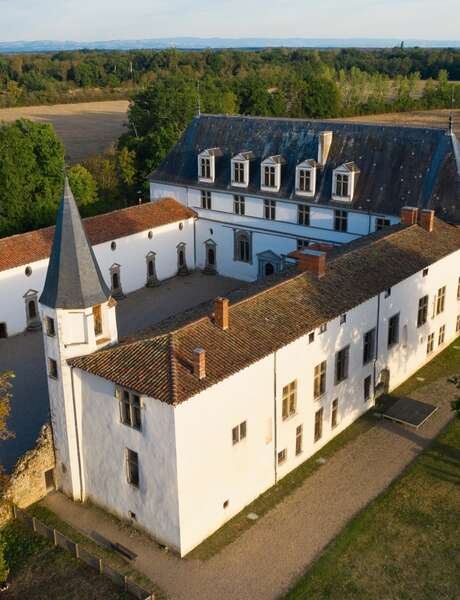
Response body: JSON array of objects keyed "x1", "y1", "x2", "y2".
[
  {"x1": 0, "y1": 198, "x2": 196, "y2": 273},
  {"x1": 70, "y1": 217, "x2": 460, "y2": 405},
  {"x1": 150, "y1": 114, "x2": 460, "y2": 223},
  {"x1": 40, "y1": 179, "x2": 111, "y2": 310}
]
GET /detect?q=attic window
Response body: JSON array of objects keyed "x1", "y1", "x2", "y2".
[
  {"x1": 198, "y1": 148, "x2": 221, "y2": 183},
  {"x1": 295, "y1": 161, "x2": 317, "y2": 197},
  {"x1": 261, "y1": 156, "x2": 284, "y2": 192},
  {"x1": 200, "y1": 157, "x2": 211, "y2": 179},
  {"x1": 332, "y1": 163, "x2": 359, "y2": 202},
  {"x1": 336, "y1": 174, "x2": 349, "y2": 198},
  {"x1": 233, "y1": 161, "x2": 245, "y2": 184},
  {"x1": 264, "y1": 165, "x2": 276, "y2": 188}
]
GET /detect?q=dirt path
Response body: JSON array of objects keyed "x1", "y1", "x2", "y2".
[
  {"x1": 0, "y1": 100, "x2": 129, "y2": 162},
  {"x1": 42, "y1": 377, "x2": 458, "y2": 600}
]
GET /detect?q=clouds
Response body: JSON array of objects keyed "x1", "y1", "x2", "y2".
[{"x1": 0, "y1": 0, "x2": 458, "y2": 42}]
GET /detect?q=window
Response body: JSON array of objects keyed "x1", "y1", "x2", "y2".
[
  {"x1": 201, "y1": 190, "x2": 212, "y2": 210},
  {"x1": 438, "y1": 324, "x2": 446, "y2": 346},
  {"x1": 363, "y1": 328, "x2": 376, "y2": 365},
  {"x1": 384, "y1": 288, "x2": 391, "y2": 298},
  {"x1": 295, "y1": 425, "x2": 303, "y2": 455},
  {"x1": 364, "y1": 375, "x2": 372, "y2": 402},
  {"x1": 375, "y1": 217, "x2": 391, "y2": 231},
  {"x1": 426, "y1": 332, "x2": 435, "y2": 355},
  {"x1": 298, "y1": 204, "x2": 310, "y2": 226},
  {"x1": 232, "y1": 421, "x2": 247, "y2": 445},
  {"x1": 45, "y1": 317, "x2": 55, "y2": 337},
  {"x1": 48, "y1": 358, "x2": 58, "y2": 380},
  {"x1": 435, "y1": 286, "x2": 446, "y2": 315},
  {"x1": 233, "y1": 161, "x2": 245, "y2": 184},
  {"x1": 417, "y1": 295, "x2": 429, "y2": 327},
  {"x1": 119, "y1": 389, "x2": 142, "y2": 430},
  {"x1": 297, "y1": 239, "x2": 310, "y2": 250},
  {"x1": 457, "y1": 277, "x2": 460, "y2": 300},
  {"x1": 264, "y1": 165, "x2": 276, "y2": 188},
  {"x1": 314, "y1": 361, "x2": 327, "y2": 399},
  {"x1": 234, "y1": 195, "x2": 245, "y2": 215},
  {"x1": 422, "y1": 268, "x2": 429, "y2": 277},
  {"x1": 335, "y1": 173, "x2": 349, "y2": 197},
  {"x1": 456, "y1": 314, "x2": 460, "y2": 333},
  {"x1": 308, "y1": 331, "x2": 315, "y2": 344},
  {"x1": 319, "y1": 323, "x2": 327, "y2": 334},
  {"x1": 388, "y1": 313, "x2": 400, "y2": 348},
  {"x1": 200, "y1": 157, "x2": 211, "y2": 179},
  {"x1": 334, "y1": 209, "x2": 348, "y2": 232},
  {"x1": 335, "y1": 346, "x2": 349, "y2": 384},
  {"x1": 331, "y1": 399, "x2": 338, "y2": 428},
  {"x1": 264, "y1": 199, "x2": 276, "y2": 220},
  {"x1": 278, "y1": 449, "x2": 287, "y2": 464},
  {"x1": 282, "y1": 381, "x2": 297, "y2": 419},
  {"x1": 235, "y1": 231, "x2": 251, "y2": 263},
  {"x1": 126, "y1": 449, "x2": 139, "y2": 487},
  {"x1": 110, "y1": 264, "x2": 122, "y2": 294},
  {"x1": 298, "y1": 168, "x2": 312, "y2": 193},
  {"x1": 314, "y1": 408, "x2": 323, "y2": 442},
  {"x1": 340, "y1": 313, "x2": 347, "y2": 325},
  {"x1": 93, "y1": 305, "x2": 102, "y2": 337}
]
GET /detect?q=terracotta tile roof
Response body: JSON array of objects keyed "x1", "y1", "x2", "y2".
[
  {"x1": 70, "y1": 218, "x2": 460, "y2": 406},
  {"x1": 0, "y1": 199, "x2": 196, "y2": 272}
]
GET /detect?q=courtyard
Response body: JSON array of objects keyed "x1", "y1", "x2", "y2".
[{"x1": 0, "y1": 272, "x2": 243, "y2": 471}]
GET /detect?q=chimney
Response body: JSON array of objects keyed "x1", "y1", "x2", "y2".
[
  {"x1": 193, "y1": 348, "x2": 206, "y2": 380},
  {"x1": 215, "y1": 297, "x2": 229, "y2": 331},
  {"x1": 400, "y1": 206, "x2": 418, "y2": 226},
  {"x1": 317, "y1": 131, "x2": 333, "y2": 166},
  {"x1": 289, "y1": 249, "x2": 326, "y2": 278},
  {"x1": 419, "y1": 209, "x2": 435, "y2": 233}
]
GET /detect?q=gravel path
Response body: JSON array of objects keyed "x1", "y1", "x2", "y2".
[{"x1": 42, "y1": 377, "x2": 458, "y2": 600}]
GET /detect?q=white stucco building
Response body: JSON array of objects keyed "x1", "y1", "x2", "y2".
[
  {"x1": 150, "y1": 114, "x2": 460, "y2": 281},
  {"x1": 39, "y1": 181, "x2": 460, "y2": 556},
  {"x1": 0, "y1": 198, "x2": 196, "y2": 338}
]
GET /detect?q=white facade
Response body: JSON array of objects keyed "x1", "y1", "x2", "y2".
[
  {"x1": 150, "y1": 182, "x2": 399, "y2": 281},
  {"x1": 0, "y1": 217, "x2": 195, "y2": 337},
  {"x1": 64, "y1": 244, "x2": 460, "y2": 556}
]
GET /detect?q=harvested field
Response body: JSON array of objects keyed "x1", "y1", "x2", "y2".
[
  {"x1": 0, "y1": 100, "x2": 129, "y2": 163},
  {"x1": 333, "y1": 108, "x2": 460, "y2": 135}
]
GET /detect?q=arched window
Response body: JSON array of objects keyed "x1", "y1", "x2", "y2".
[
  {"x1": 208, "y1": 246, "x2": 215, "y2": 266},
  {"x1": 23, "y1": 290, "x2": 40, "y2": 331},
  {"x1": 177, "y1": 243, "x2": 188, "y2": 275},
  {"x1": 110, "y1": 264, "x2": 123, "y2": 298},
  {"x1": 145, "y1": 252, "x2": 158, "y2": 287},
  {"x1": 148, "y1": 259, "x2": 155, "y2": 277},
  {"x1": 28, "y1": 299, "x2": 37, "y2": 320},
  {"x1": 235, "y1": 231, "x2": 251, "y2": 263},
  {"x1": 112, "y1": 271, "x2": 119, "y2": 290}
]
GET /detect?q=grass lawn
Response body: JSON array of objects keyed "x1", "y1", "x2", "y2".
[
  {"x1": 0, "y1": 520, "x2": 131, "y2": 599},
  {"x1": 285, "y1": 417, "x2": 460, "y2": 600}
]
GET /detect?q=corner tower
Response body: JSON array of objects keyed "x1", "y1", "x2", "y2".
[{"x1": 39, "y1": 178, "x2": 118, "y2": 499}]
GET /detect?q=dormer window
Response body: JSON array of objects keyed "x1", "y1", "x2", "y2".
[
  {"x1": 261, "y1": 155, "x2": 285, "y2": 192},
  {"x1": 231, "y1": 152, "x2": 253, "y2": 188},
  {"x1": 295, "y1": 160, "x2": 317, "y2": 197},
  {"x1": 332, "y1": 162, "x2": 359, "y2": 202},
  {"x1": 198, "y1": 148, "x2": 222, "y2": 183}
]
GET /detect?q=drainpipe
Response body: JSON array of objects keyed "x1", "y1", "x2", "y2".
[
  {"x1": 193, "y1": 218, "x2": 197, "y2": 270},
  {"x1": 70, "y1": 366, "x2": 84, "y2": 502},
  {"x1": 373, "y1": 292, "x2": 381, "y2": 399},
  {"x1": 273, "y1": 351, "x2": 278, "y2": 484}
]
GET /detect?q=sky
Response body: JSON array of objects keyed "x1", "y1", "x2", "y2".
[{"x1": 0, "y1": 0, "x2": 458, "y2": 42}]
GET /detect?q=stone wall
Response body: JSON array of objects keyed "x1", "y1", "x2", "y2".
[{"x1": 0, "y1": 423, "x2": 55, "y2": 526}]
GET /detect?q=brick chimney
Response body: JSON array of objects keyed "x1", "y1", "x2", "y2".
[
  {"x1": 215, "y1": 297, "x2": 229, "y2": 331},
  {"x1": 400, "y1": 206, "x2": 419, "y2": 226},
  {"x1": 317, "y1": 131, "x2": 333, "y2": 166},
  {"x1": 288, "y1": 249, "x2": 326, "y2": 278},
  {"x1": 419, "y1": 209, "x2": 435, "y2": 233},
  {"x1": 193, "y1": 348, "x2": 206, "y2": 380}
]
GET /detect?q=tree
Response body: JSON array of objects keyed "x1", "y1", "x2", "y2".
[
  {"x1": 450, "y1": 376, "x2": 460, "y2": 419},
  {"x1": 68, "y1": 164, "x2": 98, "y2": 207},
  {"x1": 0, "y1": 120, "x2": 64, "y2": 237}
]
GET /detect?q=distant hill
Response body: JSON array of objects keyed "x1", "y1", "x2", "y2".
[{"x1": 1, "y1": 37, "x2": 460, "y2": 53}]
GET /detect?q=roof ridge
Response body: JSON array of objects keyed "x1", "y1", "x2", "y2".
[{"x1": 168, "y1": 334, "x2": 178, "y2": 406}]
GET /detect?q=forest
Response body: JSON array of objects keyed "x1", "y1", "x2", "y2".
[{"x1": 1, "y1": 47, "x2": 460, "y2": 238}]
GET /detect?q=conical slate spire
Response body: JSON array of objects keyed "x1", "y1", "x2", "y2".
[{"x1": 40, "y1": 178, "x2": 110, "y2": 309}]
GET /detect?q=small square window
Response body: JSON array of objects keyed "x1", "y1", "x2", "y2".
[
  {"x1": 331, "y1": 398, "x2": 339, "y2": 428},
  {"x1": 126, "y1": 449, "x2": 139, "y2": 487},
  {"x1": 239, "y1": 421, "x2": 247, "y2": 440},
  {"x1": 384, "y1": 288, "x2": 391, "y2": 298},
  {"x1": 232, "y1": 425, "x2": 239, "y2": 445},
  {"x1": 340, "y1": 314, "x2": 347, "y2": 325},
  {"x1": 278, "y1": 449, "x2": 287, "y2": 464},
  {"x1": 223, "y1": 500, "x2": 229, "y2": 509},
  {"x1": 364, "y1": 375, "x2": 372, "y2": 402},
  {"x1": 422, "y1": 268, "x2": 429, "y2": 277},
  {"x1": 295, "y1": 425, "x2": 303, "y2": 455},
  {"x1": 48, "y1": 358, "x2": 58, "y2": 379},
  {"x1": 308, "y1": 331, "x2": 315, "y2": 344},
  {"x1": 319, "y1": 323, "x2": 327, "y2": 334}
]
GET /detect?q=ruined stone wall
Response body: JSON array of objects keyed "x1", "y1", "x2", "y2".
[{"x1": 0, "y1": 424, "x2": 55, "y2": 526}]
